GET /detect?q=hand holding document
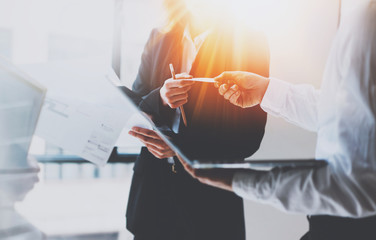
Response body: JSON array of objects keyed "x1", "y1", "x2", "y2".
[{"x1": 128, "y1": 126, "x2": 175, "y2": 159}]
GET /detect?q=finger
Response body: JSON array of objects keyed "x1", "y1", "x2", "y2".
[
  {"x1": 129, "y1": 130, "x2": 165, "y2": 150},
  {"x1": 223, "y1": 89, "x2": 235, "y2": 100},
  {"x1": 143, "y1": 142, "x2": 169, "y2": 154},
  {"x1": 146, "y1": 144, "x2": 175, "y2": 159},
  {"x1": 147, "y1": 147, "x2": 164, "y2": 159},
  {"x1": 176, "y1": 154, "x2": 195, "y2": 176},
  {"x1": 166, "y1": 93, "x2": 188, "y2": 104},
  {"x1": 144, "y1": 141, "x2": 173, "y2": 157},
  {"x1": 176, "y1": 154, "x2": 187, "y2": 166},
  {"x1": 175, "y1": 73, "x2": 193, "y2": 79},
  {"x1": 148, "y1": 147, "x2": 174, "y2": 159},
  {"x1": 198, "y1": 176, "x2": 216, "y2": 187},
  {"x1": 153, "y1": 143, "x2": 173, "y2": 154},
  {"x1": 218, "y1": 84, "x2": 229, "y2": 96},
  {"x1": 214, "y1": 72, "x2": 226, "y2": 83},
  {"x1": 164, "y1": 86, "x2": 191, "y2": 97},
  {"x1": 143, "y1": 142, "x2": 162, "y2": 153},
  {"x1": 184, "y1": 164, "x2": 197, "y2": 178},
  {"x1": 214, "y1": 71, "x2": 232, "y2": 84},
  {"x1": 166, "y1": 79, "x2": 195, "y2": 88},
  {"x1": 231, "y1": 84, "x2": 239, "y2": 91},
  {"x1": 194, "y1": 169, "x2": 215, "y2": 179},
  {"x1": 139, "y1": 137, "x2": 169, "y2": 151},
  {"x1": 129, "y1": 130, "x2": 154, "y2": 142},
  {"x1": 223, "y1": 85, "x2": 239, "y2": 100},
  {"x1": 129, "y1": 130, "x2": 154, "y2": 143},
  {"x1": 163, "y1": 150, "x2": 176, "y2": 158},
  {"x1": 128, "y1": 130, "x2": 139, "y2": 138},
  {"x1": 169, "y1": 99, "x2": 188, "y2": 109},
  {"x1": 176, "y1": 80, "x2": 196, "y2": 87},
  {"x1": 130, "y1": 127, "x2": 159, "y2": 140},
  {"x1": 229, "y1": 90, "x2": 241, "y2": 106}
]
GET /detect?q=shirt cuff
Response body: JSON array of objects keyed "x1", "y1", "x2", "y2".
[{"x1": 260, "y1": 78, "x2": 291, "y2": 116}]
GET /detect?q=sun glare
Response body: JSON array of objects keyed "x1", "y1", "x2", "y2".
[
  {"x1": 184, "y1": 0, "x2": 291, "y2": 34},
  {"x1": 230, "y1": 0, "x2": 288, "y2": 30}
]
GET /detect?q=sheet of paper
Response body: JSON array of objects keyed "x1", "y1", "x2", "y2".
[
  {"x1": 20, "y1": 60, "x2": 151, "y2": 165},
  {"x1": 36, "y1": 96, "x2": 128, "y2": 166}
]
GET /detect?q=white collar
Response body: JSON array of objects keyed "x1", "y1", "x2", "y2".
[{"x1": 182, "y1": 25, "x2": 212, "y2": 45}]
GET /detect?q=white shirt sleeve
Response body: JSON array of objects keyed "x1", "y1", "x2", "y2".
[
  {"x1": 232, "y1": 166, "x2": 376, "y2": 218},
  {"x1": 232, "y1": 3, "x2": 376, "y2": 218},
  {"x1": 232, "y1": 78, "x2": 376, "y2": 218},
  {"x1": 261, "y1": 78, "x2": 320, "y2": 132}
]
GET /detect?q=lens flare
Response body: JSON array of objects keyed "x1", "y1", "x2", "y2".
[{"x1": 182, "y1": 0, "x2": 291, "y2": 34}]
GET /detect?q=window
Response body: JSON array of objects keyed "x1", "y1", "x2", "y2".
[
  {"x1": 0, "y1": 1, "x2": 164, "y2": 239},
  {"x1": 0, "y1": 0, "x2": 165, "y2": 159}
]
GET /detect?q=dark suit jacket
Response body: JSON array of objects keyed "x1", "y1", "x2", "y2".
[{"x1": 126, "y1": 25, "x2": 269, "y2": 240}]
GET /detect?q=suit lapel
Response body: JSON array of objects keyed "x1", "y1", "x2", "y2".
[
  {"x1": 157, "y1": 28, "x2": 183, "y2": 85},
  {"x1": 189, "y1": 31, "x2": 222, "y2": 77}
]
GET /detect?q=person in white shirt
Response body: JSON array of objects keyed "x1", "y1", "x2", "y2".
[{"x1": 178, "y1": 1, "x2": 376, "y2": 240}]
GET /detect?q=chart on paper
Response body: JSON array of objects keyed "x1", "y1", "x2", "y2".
[{"x1": 36, "y1": 96, "x2": 128, "y2": 166}]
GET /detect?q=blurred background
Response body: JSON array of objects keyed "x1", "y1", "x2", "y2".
[{"x1": 0, "y1": 0, "x2": 366, "y2": 239}]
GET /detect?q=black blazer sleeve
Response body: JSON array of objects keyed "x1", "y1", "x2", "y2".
[
  {"x1": 132, "y1": 29, "x2": 160, "y2": 113},
  {"x1": 132, "y1": 29, "x2": 176, "y2": 121}
]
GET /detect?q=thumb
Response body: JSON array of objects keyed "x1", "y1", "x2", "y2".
[
  {"x1": 214, "y1": 71, "x2": 232, "y2": 83},
  {"x1": 176, "y1": 73, "x2": 193, "y2": 79}
]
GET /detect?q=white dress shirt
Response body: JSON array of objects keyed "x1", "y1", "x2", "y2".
[
  {"x1": 180, "y1": 26, "x2": 211, "y2": 73},
  {"x1": 232, "y1": 2, "x2": 376, "y2": 218}
]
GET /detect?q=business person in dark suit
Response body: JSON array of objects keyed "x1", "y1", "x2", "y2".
[{"x1": 126, "y1": 0, "x2": 269, "y2": 239}]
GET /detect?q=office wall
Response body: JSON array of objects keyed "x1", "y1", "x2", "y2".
[
  {"x1": 342, "y1": 0, "x2": 370, "y2": 17},
  {"x1": 244, "y1": 0, "x2": 339, "y2": 239}
]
